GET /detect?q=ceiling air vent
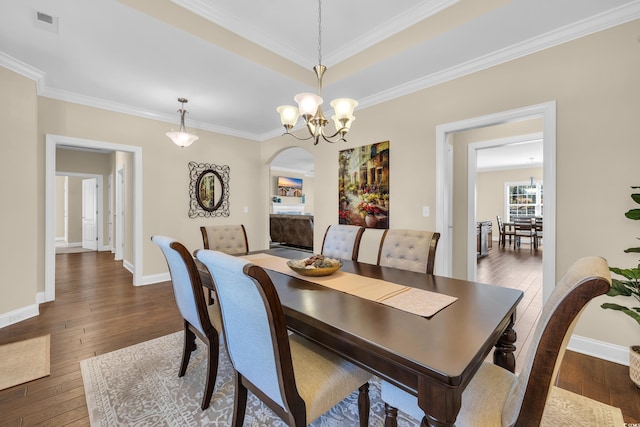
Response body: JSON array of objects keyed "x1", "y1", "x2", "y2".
[{"x1": 34, "y1": 10, "x2": 59, "y2": 34}]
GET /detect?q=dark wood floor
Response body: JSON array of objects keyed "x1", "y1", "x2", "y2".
[
  {"x1": 0, "y1": 249, "x2": 637, "y2": 425},
  {"x1": 477, "y1": 241, "x2": 640, "y2": 423}
]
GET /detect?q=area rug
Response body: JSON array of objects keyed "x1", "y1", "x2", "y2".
[
  {"x1": 80, "y1": 332, "x2": 624, "y2": 426},
  {"x1": 80, "y1": 332, "x2": 417, "y2": 426},
  {"x1": 0, "y1": 334, "x2": 50, "y2": 391}
]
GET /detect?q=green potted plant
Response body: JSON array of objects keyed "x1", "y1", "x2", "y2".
[{"x1": 601, "y1": 186, "x2": 640, "y2": 387}]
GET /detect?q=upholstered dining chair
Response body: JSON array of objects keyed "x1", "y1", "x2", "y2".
[
  {"x1": 195, "y1": 249, "x2": 373, "y2": 427},
  {"x1": 321, "y1": 224, "x2": 365, "y2": 261},
  {"x1": 377, "y1": 229, "x2": 440, "y2": 274},
  {"x1": 380, "y1": 256, "x2": 612, "y2": 427},
  {"x1": 200, "y1": 224, "x2": 249, "y2": 254},
  {"x1": 356, "y1": 228, "x2": 386, "y2": 265},
  {"x1": 200, "y1": 224, "x2": 249, "y2": 304},
  {"x1": 151, "y1": 236, "x2": 222, "y2": 410}
]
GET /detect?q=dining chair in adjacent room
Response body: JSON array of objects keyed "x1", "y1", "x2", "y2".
[
  {"x1": 497, "y1": 216, "x2": 515, "y2": 248},
  {"x1": 195, "y1": 249, "x2": 373, "y2": 427},
  {"x1": 200, "y1": 224, "x2": 249, "y2": 303},
  {"x1": 151, "y1": 235, "x2": 222, "y2": 410},
  {"x1": 514, "y1": 217, "x2": 537, "y2": 250},
  {"x1": 321, "y1": 224, "x2": 365, "y2": 261},
  {"x1": 380, "y1": 256, "x2": 614, "y2": 427},
  {"x1": 377, "y1": 229, "x2": 440, "y2": 274}
]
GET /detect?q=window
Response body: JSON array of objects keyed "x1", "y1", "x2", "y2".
[{"x1": 506, "y1": 181, "x2": 543, "y2": 222}]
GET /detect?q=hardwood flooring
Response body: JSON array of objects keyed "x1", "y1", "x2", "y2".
[
  {"x1": 0, "y1": 248, "x2": 637, "y2": 425},
  {"x1": 477, "y1": 241, "x2": 640, "y2": 423}
]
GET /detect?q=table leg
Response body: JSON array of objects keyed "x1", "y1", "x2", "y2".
[
  {"x1": 493, "y1": 315, "x2": 517, "y2": 373},
  {"x1": 417, "y1": 377, "x2": 462, "y2": 427}
]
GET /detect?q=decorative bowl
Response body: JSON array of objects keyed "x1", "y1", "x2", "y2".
[{"x1": 286, "y1": 255, "x2": 343, "y2": 277}]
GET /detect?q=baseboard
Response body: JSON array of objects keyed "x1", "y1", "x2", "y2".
[
  {"x1": 99, "y1": 245, "x2": 111, "y2": 252},
  {"x1": 36, "y1": 291, "x2": 46, "y2": 304},
  {"x1": 68, "y1": 242, "x2": 82, "y2": 248},
  {"x1": 55, "y1": 237, "x2": 67, "y2": 247},
  {"x1": 0, "y1": 304, "x2": 39, "y2": 329},
  {"x1": 568, "y1": 334, "x2": 630, "y2": 366},
  {"x1": 123, "y1": 260, "x2": 134, "y2": 275},
  {"x1": 139, "y1": 272, "x2": 171, "y2": 286}
]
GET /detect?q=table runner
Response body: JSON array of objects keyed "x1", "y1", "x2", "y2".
[{"x1": 243, "y1": 254, "x2": 457, "y2": 318}]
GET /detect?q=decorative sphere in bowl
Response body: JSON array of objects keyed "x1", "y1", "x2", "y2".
[{"x1": 287, "y1": 255, "x2": 343, "y2": 277}]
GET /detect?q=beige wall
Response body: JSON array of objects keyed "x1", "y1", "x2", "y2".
[
  {"x1": 262, "y1": 20, "x2": 640, "y2": 348},
  {"x1": 0, "y1": 67, "x2": 38, "y2": 314}
]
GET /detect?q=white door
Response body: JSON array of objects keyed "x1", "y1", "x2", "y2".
[{"x1": 82, "y1": 178, "x2": 98, "y2": 250}]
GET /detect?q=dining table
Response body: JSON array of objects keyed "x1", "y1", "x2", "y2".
[{"x1": 197, "y1": 247, "x2": 523, "y2": 427}]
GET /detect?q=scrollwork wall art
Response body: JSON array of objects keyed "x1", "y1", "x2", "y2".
[{"x1": 188, "y1": 161, "x2": 230, "y2": 218}]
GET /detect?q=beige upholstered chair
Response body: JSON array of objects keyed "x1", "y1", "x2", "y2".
[
  {"x1": 200, "y1": 224, "x2": 249, "y2": 254},
  {"x1": 381, "y1": 256, "x2": 613, "y2": 427},
  {"x1": 200, "y1": 225, "x2": 249, "y2": 304},
  {"x1": 321, "y1": 224, "x2": 365, "y2": 261},
  {"x1": 151, "y1": 236, "x2": 222, "y2": 410},
  {"x1": 377, "y1": 229, "x2": 440, "y2": 274},
  {"x1": 356, "y1": 228, "x2": 386, "y2": 265},
  {"x1": 195, "y1": 250, "x2": 372, "y2": 427}
]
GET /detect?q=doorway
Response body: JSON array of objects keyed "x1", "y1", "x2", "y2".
[
  {"x1": 45, "y1": 135, "x2": 143, "y2": 302},
  {"x1": 435, "y1": 101, "x2": 556, "y2": 303}
]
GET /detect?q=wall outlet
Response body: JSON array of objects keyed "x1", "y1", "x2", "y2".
[{"x1": 422, "y1": 206, "x2": 430, "y2": 217}]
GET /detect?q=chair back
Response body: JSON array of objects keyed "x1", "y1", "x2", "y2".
[
  {"x1": 504, "y1": 256, "x2": 611, "y2": 426},
  {"x1": 321, "y1": 224, "x2": 365, "y2": 261},
  {"x1": 195, "y1": 249, "x2": 295, "y2": 410},
  {"x1": 378, "y1": 229, "x2": 440, "y2": 274},
  {"x1": 200, "y1": 224, "x2": 248, "y2": 254},
  {"x1": 151, "y1": 236, "x2": 214, "y2": 337},
  {"x1": 357, "y1": 228, "x2": 386, "y2": 264},
  {"x1": 497, "y1": 215, "x2": 505, "y2": 233}
]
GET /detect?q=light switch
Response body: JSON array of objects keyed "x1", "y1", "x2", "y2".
[{"x1": 422, "y1": 206, "x2": 430, "y2": 217}]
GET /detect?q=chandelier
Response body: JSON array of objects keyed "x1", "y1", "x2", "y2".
[
  {"x1": 166, "y1": 98, "x2": 199, "y2": 147},
  {"x1": 276, "y1": 0, "x2": 357, "y2": 145}
]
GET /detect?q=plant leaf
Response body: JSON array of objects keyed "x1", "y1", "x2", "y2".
[
  {"x1": 609, "y1": 267, "x2": 640, "y2": 281},
  {"x1": 607, "y1": 279, "x2": 634, "y2": 296},
  {"x1": 625, "y1": 209, "x2": 640, "y2": 220},
  {"x1": 624, "y1": 247, "x2": 640, "y2": 253},
  {"x1": 632, "y1": 194, "x2": 640, "y2": 205},
  {"x1": 601, "y1": 302, "x2": 640, "y2": 326}
]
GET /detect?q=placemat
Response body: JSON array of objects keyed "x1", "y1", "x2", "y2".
[{"x1": 243, "y1": 254, "x2": 456, "y2": 317}]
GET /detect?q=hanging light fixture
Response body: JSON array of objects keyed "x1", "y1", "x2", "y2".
[
  {"x1": 276, "y1": 0, "x2": 357, "y2": 145},
  {"x1": 166, "y1": 98, "x2": 199, "y2": 147}
]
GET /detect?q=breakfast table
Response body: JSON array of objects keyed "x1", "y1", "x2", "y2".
[{"x1": 197, "y1": 247, "x2": 523, "y2": 426}]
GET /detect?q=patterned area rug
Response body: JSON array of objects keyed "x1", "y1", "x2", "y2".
[
  {"x1": 81, "y1": 332, "x2": 624, "y2": 426},
  {"x1": 80, "y1": 332, "x2": 415, "y2": 426},
  {"x1": 0, "y1": 335, "x2": 50, "y2": 391}
]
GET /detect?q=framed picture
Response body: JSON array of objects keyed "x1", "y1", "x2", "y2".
[{"x1": 338, "y1": 141, "x2": 389, "y2": 229}]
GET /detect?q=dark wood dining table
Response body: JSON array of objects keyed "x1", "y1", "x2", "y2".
[{"x1": 197, "y1": 247, "x2": 523, "y2": 427}]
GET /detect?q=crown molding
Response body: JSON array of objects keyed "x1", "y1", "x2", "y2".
[
  {"x1": 0, "y1": 51, "x2": 46, "y2": 91},
  {"x1": 359, "y1": 1, "x2": 640, "y2": 110}
]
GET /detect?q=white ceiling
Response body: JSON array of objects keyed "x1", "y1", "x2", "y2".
[{"x1": 1, "y1": 0, "x2": 638, "y2": 171}]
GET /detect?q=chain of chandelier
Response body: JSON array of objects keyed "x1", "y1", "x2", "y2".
[{"x1": 276, "y1": 0, "x2": 357, "y2": 145}]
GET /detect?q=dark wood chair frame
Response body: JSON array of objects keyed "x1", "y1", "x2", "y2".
[
  {"x1": 320, "y1": 225, "x2": 365, "y2": 261},
  {"x1": 161, "y1": 240, "x2": 219, "y2": 410},
  {"x1": 229, "y1": 264, "x2": 371, "y2": 427},
  {"x1": 497, "y1": 215, "x2": 516, "y2": 248},
  {"x1": 514, "y1": 217, "x2": 538, "y2": 250},
  {"x1": 513, "y1": 273, "x2": 609, "y2": 425},
  {"x1": 376, "y1": 230, "x2": 441, "y2": 275}
]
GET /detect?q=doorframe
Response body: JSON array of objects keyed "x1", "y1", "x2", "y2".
[
  {"x1": 45, "y1": 134, "x2": 143, "y2": 302},
  {"x1": 436, "y1": 101, "x2": 556, "y2": 303},
  {"x1": 115, "y1": 166, "x2": 125, "y2": 261},
  {"x1": 466, "y1": 132, "x2": 543, "y2": 280}
]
